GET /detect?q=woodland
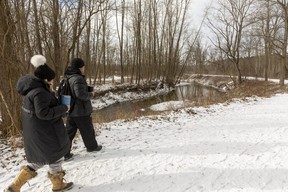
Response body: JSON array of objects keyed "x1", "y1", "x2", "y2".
[{"x1": 1, "y1": 0, "x2": 288, "y2": 138}]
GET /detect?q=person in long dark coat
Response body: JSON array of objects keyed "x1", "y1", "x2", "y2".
[{"x1": 5, "y1": 55, "x2": 73, "y2": 192}]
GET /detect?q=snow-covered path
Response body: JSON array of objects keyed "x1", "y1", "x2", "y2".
[{"x1": 1, "y1": 94, "x2": 288, "y2": 192}]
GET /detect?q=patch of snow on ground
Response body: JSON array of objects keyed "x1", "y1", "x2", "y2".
[
  {"x1": 2, "y1": 93, "x2": 288, "y2": 191},
  {"x1": 150, "y1": 101, "x2": 185, "y2": 111}
]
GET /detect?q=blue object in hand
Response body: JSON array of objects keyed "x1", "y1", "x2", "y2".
[{"x1": 61, "y1": 95, "x2": 71, "y2": 105}]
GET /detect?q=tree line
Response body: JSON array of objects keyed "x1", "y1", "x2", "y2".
[
  {"x1": 0, "y1": 0, "x2": 194, "y2": 137},
  {"x1": 194, "y1": 0, "x2": 288, "y2": 84},
  {"x1": 1, "y1": 0, "x2": 288, "y2": 138}
]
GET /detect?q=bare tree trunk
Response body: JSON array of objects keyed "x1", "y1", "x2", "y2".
[
  {"x1": 0, "y1": 0, "x2": 22, "y2": 137},
  {"x1": 100, "y1": 3, "x2": 107, "y2": 84},
  {"x1": 51, "y1": 0, "x2": 61, "y2": 85},
  {"x1": 32, "y1": 0, "x2": 43, "y2": 55},
  {"x1": 133, "y1": 0, "x2": 142, "y2": 85},
  {"x1": 92, "y1": 17, "x2": 101, "y2": 84},
  {"x1": 115, "y1": 0, "x2": 126, "y2": 83},
  {"x1": 14, "y1": 0, "x2": 33, "y2": 72},
  {"x1": 275, "y1": 0, "x2": 288, "y2": 85},
  {"x1": 264, "y1": 0, "x2": 271, "y2": 81},
  {"x1": 280, "y1": 18, "x2": 287, "y2": 85}
]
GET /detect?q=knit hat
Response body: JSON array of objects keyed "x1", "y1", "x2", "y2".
[
  {"x1": 70, "y1": 58, "x2": 85, "y2": 69},
  {"x1": 30, "y1": 55, "x2": 55, "y2": 81}
]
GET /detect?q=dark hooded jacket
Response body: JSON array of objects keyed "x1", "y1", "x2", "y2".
[
  {"x1": 16, "y1": 74, "x2": 70, "y2": 164},
  {"x1": 64, "y1": 67, "x2": 93, "y2": 117}
]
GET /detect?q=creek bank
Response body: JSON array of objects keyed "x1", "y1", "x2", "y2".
[
  {"x1": 92, "y1": 75, "x2": 287, "y2": 112},
  {"x1": 184, "y1": 74, "x2": 235, "y2": 92}
]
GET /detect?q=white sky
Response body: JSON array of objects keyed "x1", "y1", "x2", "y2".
[
  {"x1": 188, "y1": 0, "x2": 214, "y2": 45},
  {"x1": 190, "y1": 0, "x2": 213, "y2": 26}
]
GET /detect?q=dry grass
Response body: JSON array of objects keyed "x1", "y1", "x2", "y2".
[
  {"x1": 189, "y1": 74, "x2": 288, "y2": 98},
  {"x1": 192, "y1": 80, "x2": 288, "y2": 108},
  {"x1": 227, "y1": 80, "x2": 288, "y2": 98}
]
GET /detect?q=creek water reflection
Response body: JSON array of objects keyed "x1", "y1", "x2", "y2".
[
  {"x1": 175, "y1": 83, "x2": 223, "y2": 101},
  {"x1": 92, "y1": 82, "x2": 225, "y2": 123}
]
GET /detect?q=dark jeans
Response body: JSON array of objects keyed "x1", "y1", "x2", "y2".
[{"x1": 66, "y1": 115, "x2": 98, "y2": 153}]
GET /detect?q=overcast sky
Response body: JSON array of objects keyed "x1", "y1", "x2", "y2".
[
  {"x1": 189, "y1": 0, "x2": 214, "y2": 45},
  {"x1": 190, "y1": 0, "x2": 213, "y2": 25}
]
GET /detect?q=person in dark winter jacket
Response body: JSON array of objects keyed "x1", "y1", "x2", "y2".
[
  {"x1": 5, "y1": 55, "x2": 73, "y2": 192},
  {"x1": 64, "y1": 58, "x2": 102, "y2": 161}
]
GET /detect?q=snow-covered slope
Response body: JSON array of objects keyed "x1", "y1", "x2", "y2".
[{"x1": 1, "y1": 93, "x2": 288, "y2": 191}]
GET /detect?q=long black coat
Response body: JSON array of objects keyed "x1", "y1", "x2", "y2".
[
  {"x1": 64, "y1": 67, "x2": 93, "y2": 117},
  {"x1": 16, "y1": 74, "x2": 70, "y2": 164}
]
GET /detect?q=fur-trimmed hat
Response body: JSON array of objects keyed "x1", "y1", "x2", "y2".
[
  {"x1": 30, "y1": 55, "x2": 55, "y2": 81},
  {"x1": 70, "y1": 58, "x2": 85, "y2": 69}
]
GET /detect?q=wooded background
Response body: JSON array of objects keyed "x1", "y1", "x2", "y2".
[{"x1": 1, "y1": 0, "x2": 288, "y2": 138}]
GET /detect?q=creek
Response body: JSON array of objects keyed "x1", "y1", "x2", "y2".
[{"x1": 92, "y1": 82, "x2": 225, "y2": 123}]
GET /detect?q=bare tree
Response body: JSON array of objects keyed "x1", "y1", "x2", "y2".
[
  {"x1": 115, "y1": 0, "x2": 126, "y2": 83},
  {"x1": 0, "y1": 0, "x2": 22, "y2": 137},
  {"x1": 32, "y1": 0, "x2": 43, "y2": 55},
  {"x1": 162, "y1": 0, "x2": 191, "y2": 85},
  {"x1": 13, "y1": 0, "x2": 33, "y2": 72},
  {"x1": 92, "y1": 16, "x2": 102, "y2": 84},
  {"x1": 51, "y1": 0, "x2": 61, "y2": 84},
  {"x1": 264, "y1": 0, "x2": 272, "y2": 80},
  {"x1": 271, "y1": 0, "x2": 288, "y2": 85},
  {"x1": 192, "y1": 38, "x2": 208, "y2": 74},
  {"x1": 207, "y1": 0, "x2": 256, "y2": 84},
  {"x1": 1, "y1": 0, "x2": 207, "y2": 137}
]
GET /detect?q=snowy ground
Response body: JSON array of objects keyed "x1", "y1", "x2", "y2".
[{"x1": 1, "y1": 92, "x2": 288, "y2": 192}]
